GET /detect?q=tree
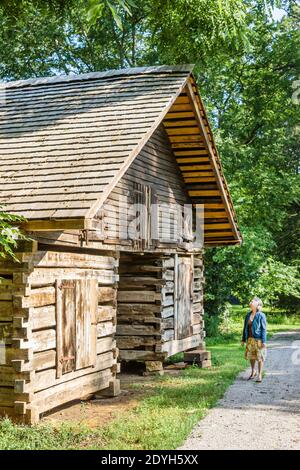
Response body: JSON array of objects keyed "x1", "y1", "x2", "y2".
[
  {"x1": 0, "y1": 209, "x2": 26, "y2": 260},
  {"x1": 0, "y1": 0, "x2": 279, "y2": 77},
  {"x1": 202, "y1": 4, "x2": 300, "y2": 314}
]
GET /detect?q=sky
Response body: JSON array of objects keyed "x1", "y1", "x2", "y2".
[{"x1": 272, "y1": 7, "x2": 288, "y2": 21}]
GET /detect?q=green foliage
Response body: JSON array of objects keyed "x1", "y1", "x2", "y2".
[
  {"x1": 86, "y1": 0, "x2": 106, "y2": 26},
  {"x1": 203, "y1": 312, "x2": 221, "y2": 337},
  {"x1": 254, "y1": 258, "x2": 300, "y2": 310},
  {"x1": 0, "y1": 209, "x2": 26, "y2": 261},
  {"x1": 0, "y1": 0, "x2": 136, "y2": 29},
  {"x1": 87, "y1": 0, "x2": 136, "y2": 30},
  {"x1": 201, "y1": 3, "x2": 300, "y2": 314}
]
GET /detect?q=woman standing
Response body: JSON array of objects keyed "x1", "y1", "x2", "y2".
[{"x1": 241, "y1": 297, "x2": 267, "y2": 383}]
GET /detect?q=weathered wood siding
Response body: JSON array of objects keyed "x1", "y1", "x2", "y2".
[
  {"x1": 0, "y1": 249, "x2": 119, "y2": 423},
  {"x1": 91, "y1": 125, "x2": 192, "y2": 249},
  {"x1": 0, "y1": 273, "x2": 17, "y2": 418},
  {"x1": 116, "y1": 252, "x2": 205, "y2": 365},
  {"x1": 160, "y1": 253, "x2": 205, "y2": 357}
]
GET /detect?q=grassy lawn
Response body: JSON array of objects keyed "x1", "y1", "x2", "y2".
[{"x1": 0, "y1": 307, "x2": 299, "y2": 450}]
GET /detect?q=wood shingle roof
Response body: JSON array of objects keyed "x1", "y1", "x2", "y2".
[{"x1": 0, "y1": 65, "x2": 241, "y2": 246}]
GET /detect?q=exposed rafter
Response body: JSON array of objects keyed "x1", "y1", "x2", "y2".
[{"x1": 163, "y1": 77, "x2": 241, "y2": 246}]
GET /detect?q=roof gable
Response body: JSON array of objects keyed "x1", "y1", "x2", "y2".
[
  {"x1": 163, "y1": 77, "x2": 241, "y2": 245},
  {"x1": 0, "y1": 65, "x2": 241, "y2": 246}
]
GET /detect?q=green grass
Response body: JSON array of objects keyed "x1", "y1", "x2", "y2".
[
  {"x1": 0, "y1": 419, "x2": 99, "y2": 450},
  {"x1": 99, "y1": 343, "x2": 246, "y2": 450},
  {"x1": 0, "y1": 307, "x2": 299, "y2": 450}
]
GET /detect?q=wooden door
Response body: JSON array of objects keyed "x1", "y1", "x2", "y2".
[
  {"x1": 174, "y1": 255, "x2": 194, "y2": 340},
  {"x1": 56, "y1": 278, "x2": 97, "y2": 378},
  {"x1": 75, "y1": 278, "x2": 98, "y2": 370}
]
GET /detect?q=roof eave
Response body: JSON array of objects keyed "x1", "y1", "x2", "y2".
[
  {"x1": 2, "y1": 64, "x2": 195, "y2": 90},
  {"x1": 20, "y1": 218, "x2": 89, "y2": 232}
]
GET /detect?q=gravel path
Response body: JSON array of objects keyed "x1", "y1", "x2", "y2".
[{"x1": 180, "y1": 330, "x2": 300, "y2": 450}]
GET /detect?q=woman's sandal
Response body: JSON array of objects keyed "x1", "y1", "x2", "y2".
[
  {"x1": 247, "y1": 371, "x2": 257, "y2": 380},
  {"x1": 256, "y1": 377, "x2": 262, "y2": 383}
]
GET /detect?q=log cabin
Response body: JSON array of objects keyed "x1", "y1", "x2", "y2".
[{"x1": 0, "y1": 65, "x2": 241, "y2": 423}]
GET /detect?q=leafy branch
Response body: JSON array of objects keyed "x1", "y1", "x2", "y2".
[
  {"x1": 87, "y1": 0, "x2": 137, "y2": 30},
  {"x1": 0, "y1": 208, "x2": 27, "y2": 261}
]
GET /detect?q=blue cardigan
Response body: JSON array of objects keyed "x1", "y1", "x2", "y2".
[{"x1": 242, "y1": 311, "x2": 267, "y2": 344}]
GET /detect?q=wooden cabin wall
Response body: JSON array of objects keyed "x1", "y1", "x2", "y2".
[
  {"x1": 0, "y1": 249, "x2": 119, "y2": 423},
  {"x1": 116, "y1": 252, "x2": 205, "y2": 371},
  {"x1": 0, "y1": 268, "x2": 17, "y2": 420},
  {"x1": 0, "y1": 258, "x2": 34, "y2": 421},
  {"x1": 91, "y1": 124, "x2": 192, "y2": 249},
  {"x1": 158, "y1": 253, "x2": 205, "y2": 359},
  {"x1": 117, "y1": 254, "x2": 171, "y2": 365}
]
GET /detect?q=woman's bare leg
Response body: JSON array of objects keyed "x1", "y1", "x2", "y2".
[
  {"x1": 249, "y1": 360, "x2": 256, "y2": 378},
  {"x1": 257, "y1": 360, "x2": 263, "y2": 381}
]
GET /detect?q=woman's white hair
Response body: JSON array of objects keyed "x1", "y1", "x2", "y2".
[{"x1": 252, "y1": 297, "x2": 263, "y2": 310}]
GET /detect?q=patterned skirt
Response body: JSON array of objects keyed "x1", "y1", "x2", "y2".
[{"x1": 245, "y1": 337, "x2": 267, "y2": 362}]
